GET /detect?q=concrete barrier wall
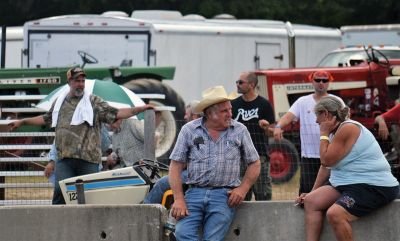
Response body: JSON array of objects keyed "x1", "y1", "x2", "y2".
[
  {"x1": 0, "y1": 204, "x2": 167, "y2": 241},
  {"x1": 225, "y1": 200, "x2": 400, "y2": 241},
  {"x1": 0, "y1": 201, "x2": 399, "y2": 241}
]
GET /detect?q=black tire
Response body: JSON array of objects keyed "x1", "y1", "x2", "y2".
[
  {"x1": 124, "y1": 79, "x2": 185, "y2": 164},
  {"x1": 269, "y1": 138, "x2": 299, "y2": 183}
]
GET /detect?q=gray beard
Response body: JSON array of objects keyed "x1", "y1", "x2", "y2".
[{"x1": 74, "y1": 89, "x2": 84, "y2": 97}]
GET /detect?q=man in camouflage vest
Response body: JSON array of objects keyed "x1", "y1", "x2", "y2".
[{"x1": 9, "y1": 67, "x2": 153, "y2": 204}]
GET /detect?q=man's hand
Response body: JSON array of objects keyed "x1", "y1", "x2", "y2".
[
  {"x1": 170, "y1": 198, "x2": 189, "y2": 220},
  {"x1": 169, "y1": 160, "x2": 188, "y2": 219},
  {"x1": 44, "y1": 161, "x2": 55, "y2": 178},
  {"x1": 227, "y1": 186, "x2": 247, "y2": 207},
  {"x1": 377, "y1": 120, "x2": 389, "y2": 140},
  {"x1": 8, "y1": 120, "x2": 23, "y2": 131},
  {"x1": 103, "y1": 153, "x2": 118, "y2": 170},
  {"x1": 258, "y1": 119, "x2": 269, "y2": 130}
]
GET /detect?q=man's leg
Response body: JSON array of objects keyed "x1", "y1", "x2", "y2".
[
  {"x1": 175, "y1": 187, "x2": 205, "y2": 241},
  {"x1": 253, "y1": 155, "x2": 272, "y2": 200},
  {"x1": 203, "y1": 188, "x2": 236, "y2": 241},
  {"x1": 144, "y1": 170, "x2": 188, "y2": 204},
  {"x1": 75, "y1": 159, "x2": 99, "y2": 176},
  {"x1": 144, "y1": 175, "x2": 170, "y2": 204},
  {"x1": 52, "y1": 158, "x2": 75, "y2": 204},
  {"x1": 52, "y1": 158, "x2": 98, "y2": 205}
]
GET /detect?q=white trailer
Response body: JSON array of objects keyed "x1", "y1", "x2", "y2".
[
  {"x1": 22, "y1": 12, "x2": 341, "y2": 103},
  {"x1": 0, "y1": 26, "x2": 23, "y2": 68},
  {"x1": 341, "y1": 24, "x2": 400, "y2": 46}
]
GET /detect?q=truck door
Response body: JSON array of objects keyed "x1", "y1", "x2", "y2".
[
  {"x1": 25, "y1": 31, "x2": 150, "y2": 68},
  {"x1": 255, "y1": 42, "x2": 282, "y2": 69}
]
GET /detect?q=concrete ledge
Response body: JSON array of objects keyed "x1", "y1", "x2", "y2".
[
  {"x1": 0, "y1": 201, "x2": 399, "y2": 241},
  {"x1": 225, "y1": 200, "x2": 400, "y2": 241},
  {"x1": 0, "y1": 204, "x2": 167, "y2": 241}
]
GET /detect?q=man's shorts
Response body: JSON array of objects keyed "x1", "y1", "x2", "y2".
[{"x1": 334, "y1": 183, "x2": 399, "y2": 217}]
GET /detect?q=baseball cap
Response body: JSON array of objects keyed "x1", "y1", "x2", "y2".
[{"x1": 67, "y1": 67, "x2": 86, "y2": 80}]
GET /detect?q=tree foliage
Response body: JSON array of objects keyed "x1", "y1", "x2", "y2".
[{"x1": 1, "y1": 0, "x2": 399, "y2": 27}]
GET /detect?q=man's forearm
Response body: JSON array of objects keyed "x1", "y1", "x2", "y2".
[
  {"x1": 116, "y1": 105, "x2": 150, "y2": 119},
  {"x1": 276, "y1": 112, "x2": 295, "y2": 128},
  {"x1": 22, "y1": 116, "x2": 46, "y2": 126},
  {"x1": 169, "y1": 160, "x2": 185, "y2": 201},
  {"x1": 375, "y1": 115, "x2": 385, "y2": 124},
  {"x1": 240, "y1": 160, "x2": 261, "y2": 191}
]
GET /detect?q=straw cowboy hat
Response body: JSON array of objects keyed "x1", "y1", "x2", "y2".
[{"x1": 195, "y1": 85, "x2": 237, "y2": 113}]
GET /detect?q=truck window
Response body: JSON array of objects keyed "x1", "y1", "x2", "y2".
[{"x1": 318, "y1": 49, "x2": 400, "y2": 67}]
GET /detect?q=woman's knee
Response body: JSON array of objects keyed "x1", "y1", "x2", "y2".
[
  {"x1": 303, "y1": 193, "x2": 319, "y2": 210},
  {"x1": 326, "y1": 204, "x2": 346, "y2": 225}
]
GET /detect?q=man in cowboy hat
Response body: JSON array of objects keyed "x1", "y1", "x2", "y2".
[
  {"x1": 169, "y1": 85, "x2": 261, "y2": 241},
  {"x1": 143, "y1": 100, "x2": 203, "y2": 204}
]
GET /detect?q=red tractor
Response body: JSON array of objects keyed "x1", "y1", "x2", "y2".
[{"x1": 255, "y1": 47, "x2": 400, "y2": 183}]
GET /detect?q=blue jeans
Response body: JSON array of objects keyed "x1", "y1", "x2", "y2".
[
  {"x1": 143, "y1": 170, "x2": 188, "y2": 204},
  {"x1": 52, "y1": 158, "x2": 99, "y2": 204},
  {"x1": 175, "y1": 187, "x2": 236, "y2": 241}
]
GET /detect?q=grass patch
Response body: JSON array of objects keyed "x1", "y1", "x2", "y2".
[
  {"x1": 272, "y1": 169, "x2": 300, "y2": 201},
  {"x1": 4, "y1": 176, "x2": 53, "y2": 200}
]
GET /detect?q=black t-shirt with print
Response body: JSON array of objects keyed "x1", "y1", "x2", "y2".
[{"x1": 231, "y1": 95, "x2": 275, "y2": 156}]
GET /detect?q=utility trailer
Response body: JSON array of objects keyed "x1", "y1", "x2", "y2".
[{"x1": 21, "y1": 11, "x2": 341, "y2": 103}]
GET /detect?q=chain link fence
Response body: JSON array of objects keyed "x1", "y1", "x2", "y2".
[{"x1": 0, "y1": 119, "x2": 398, "y2": 205}]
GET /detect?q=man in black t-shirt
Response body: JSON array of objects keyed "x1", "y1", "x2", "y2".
[{"x1": 231, "y1": 72, "x2": 275, "y2": 200}]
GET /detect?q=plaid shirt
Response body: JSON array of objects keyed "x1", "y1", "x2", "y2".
[
  {"x1": 170, "y1": 118, "x2": 259, "y2": 187},
  {"x1": 112, "y1": 119, "x2": 145, "y2": 167}
]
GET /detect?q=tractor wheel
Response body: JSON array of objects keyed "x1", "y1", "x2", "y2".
[
  {"x1": 269, "y1": 138, "x2": 299, "y2": 183},
  {"x1": 124, "y1": 79, "x2": 185, "y2": 164}
]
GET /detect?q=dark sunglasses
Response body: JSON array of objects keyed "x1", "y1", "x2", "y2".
[
  {"x1": 236, "y1": 80, "x2": 248, "y2": 85},
  {"x1": 314, "y1": 78, "x2": 329, "y2": 83}
]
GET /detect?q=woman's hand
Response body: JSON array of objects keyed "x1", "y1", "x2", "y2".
[
  {"x1": 295, "y1": 193, "x2": 307, "y2": 208},
  {"x1": 319, "y1": 115, "x2": 339, "y2": 135}
]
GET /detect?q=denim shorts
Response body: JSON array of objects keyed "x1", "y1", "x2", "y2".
[{"x1": 334, "y1": 183, "x2": 399, "y2": 217}]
